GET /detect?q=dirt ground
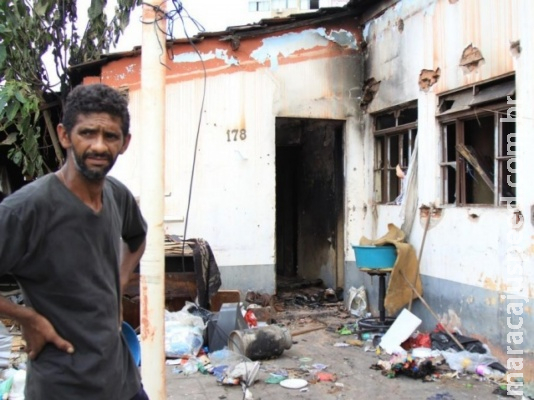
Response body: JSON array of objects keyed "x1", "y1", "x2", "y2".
[{"x1": 164, "y1": 284, "x2": 515, "y2": 400}]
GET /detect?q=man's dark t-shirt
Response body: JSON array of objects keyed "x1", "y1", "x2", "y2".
[{"x1": 0, "y1": 174, "x2": 147, "y2": 399}]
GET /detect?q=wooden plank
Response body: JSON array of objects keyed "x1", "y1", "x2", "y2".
[
  {"x1": 164, "y1": 235, "x2": 194, "y2": 257},
  {"x1": 123, "y1": 272, "x2": 197, "y2": 299},
  {"x1": 456, "y1": 143, "x2": 494, "y2": 192}
]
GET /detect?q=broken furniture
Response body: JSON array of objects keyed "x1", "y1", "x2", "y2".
[
  {"x1": 353, "y1": 245, "x2": 396, "y2": 332},
  {"x1": 122, "y1": 236, "x2": 221, "y2": 329}
]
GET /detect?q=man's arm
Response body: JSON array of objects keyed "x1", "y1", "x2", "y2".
[
  {"x1": 120, "y1": 239, "x2": 146, "y2": 295},
  {"x1": 0, "y1": 296, "x2": 74, "y2": 360}
]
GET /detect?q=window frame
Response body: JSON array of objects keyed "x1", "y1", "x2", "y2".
[
  {"x1": 373, "y1": 103, "x2": 418, "y2": 204},
  {"x1": 438, "y1": 97, "x2": 515, "y2": 207}
]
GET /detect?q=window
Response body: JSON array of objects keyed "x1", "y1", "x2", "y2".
[
  {"x1": 301, "y1": 0, "x2": 320, "y2": 9},
  {"x1": 249, "y1": 1, "x2": 270, "y2": 11},
  {"x1": 373, "y1": 103, "x2": 418, "y2": 204},
  {"x1": 438, "y1": 77, "x2": 515, "y2": 206}
]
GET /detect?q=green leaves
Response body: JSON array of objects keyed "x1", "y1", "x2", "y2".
[
  {"x1": 1, "y1": 133, "x2": 18, "y2": 146},
  {"x1": 0, "y1": 0, "x2": 138, "y2": 178},
  {"x1": 0, "y1": 43, "x2": 6, "y2": 68},
  {"x1": 0, "y1": 81, "x2": 44, "y2": 176}
]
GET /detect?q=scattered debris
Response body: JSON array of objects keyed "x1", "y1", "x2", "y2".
[{"x1": 245, "y1": 291, "x2": 273, "y2": 307}]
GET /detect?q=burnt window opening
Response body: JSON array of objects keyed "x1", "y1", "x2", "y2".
[
  {"x1": 373, "y1": 103, "x2": 418, "y2": 204},
  {"x1": 438, "y1": 76, "x2": 516, "y2": 206}
]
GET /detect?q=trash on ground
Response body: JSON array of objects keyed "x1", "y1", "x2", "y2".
[
  {"x1": 314, "y1": 371, "x2": 337, "y2": 382},
  {"x1": 379, "y1": 308, "x2": 422, "y2": 354},
  {"x1": 279, "y1": 378, "x2": 308, "y2": 389},
  {"x1": 165, "y1": 305, "x2": 206, "y2": 358},
  {"x1": 228, "y1": 325, "x2": 292, "y2": 360},
  {"x1": 226, "y1": 361, "x2": 260, "y2": 386},
  {"x1": 345, "y1": 286, "x2": 368, "y2": 317},
  {"x1": 265, "y1": 374, "x2": 286, "y2": 384}
]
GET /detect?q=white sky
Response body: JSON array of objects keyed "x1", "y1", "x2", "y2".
[{"x1": 77, "y1": 0, "x2": 263, "y2": 52}]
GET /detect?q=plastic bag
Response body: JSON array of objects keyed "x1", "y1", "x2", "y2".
[
  {"x1": 441, "y1": 349, "x2": 499, "y2": 373},
  {"x1": 164, "y1": 308, "x2": 206, "y2": 358},
  {"x1": 345, "y1": 286, "x2": 368, "y2": 317},
  {"x1": 208, "y1": 348, "x2": 251, "y2": 367}
]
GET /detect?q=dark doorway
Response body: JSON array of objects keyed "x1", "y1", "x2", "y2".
[{"x1": 275, "y1": 118, "x2": 345, "y2": 290}]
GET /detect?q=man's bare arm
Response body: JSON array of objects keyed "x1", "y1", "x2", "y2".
[
  {"x1": 119, "y1": 239, "x2": 146, "y2": 295},
  {"x1": 0, "y1": 296, "x2": 74, "y2": 360}
]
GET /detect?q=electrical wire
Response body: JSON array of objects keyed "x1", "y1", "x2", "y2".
[
  {"x1": 138, "y1": 5, "x2": 253, "y2": 396},
  {"x1": 139, "y1": 0, "x2": 206, "y2": 284}
]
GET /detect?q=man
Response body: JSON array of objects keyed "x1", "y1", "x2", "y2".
[{"x1": 0, "y1": 84, "x2": 149, "y2": 399}]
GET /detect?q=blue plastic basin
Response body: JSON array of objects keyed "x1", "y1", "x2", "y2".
[
  {"x1": 122, "y1": 321, "x2": 141, "y2": 366},
  {"x1": 353, "y1": 245, "x2": 397, "y2": 269}
]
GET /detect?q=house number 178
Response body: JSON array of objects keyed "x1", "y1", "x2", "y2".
[{"x1": 226, "y1": 129, "x2": 247, "y2": 142}]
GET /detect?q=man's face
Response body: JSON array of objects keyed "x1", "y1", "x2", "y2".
[{"x1": 58, "y1": 113, "x2": 130, "y2": 181}]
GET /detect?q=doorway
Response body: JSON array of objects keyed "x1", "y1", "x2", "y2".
[{"x1": 275, "y1": 118, "x2": 345, "y2": 290}]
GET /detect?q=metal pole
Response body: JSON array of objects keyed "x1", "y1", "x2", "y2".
[{"x1": 140, "y1": 1, "x2": 167, "y2": 398}]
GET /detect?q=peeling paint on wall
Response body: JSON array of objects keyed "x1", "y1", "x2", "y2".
[
  {"x1": 318, "y1": 28, "x2": 359, "y2": 50},
  {"x1": 173, "y1": 49, "x2": 239, "y2": 66},
  {"x1": 418, "y1": 67, "x2": 441, "y2": 91},
  {"x1": 439, "y1": 309, "x2": 462, "y2": 331},
  {"x1": 250, "y1": 28, "x2": 357, "y2": 70},
  {"x1": 459, "y1": 44, "x2": 485, "y2": 72}
]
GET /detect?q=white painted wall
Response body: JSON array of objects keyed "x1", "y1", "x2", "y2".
[{"x1": 111, "y1": 27, "x2": 361, "y2": 276}]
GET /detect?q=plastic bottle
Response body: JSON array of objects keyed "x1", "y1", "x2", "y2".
[
  {"x1": 361, "y1": 332, "x2": 383, "y2": 340},
  {"x1": 475, "y1": 364, "x2": 493, "y2": 376},
  {"x1": 475, "y1": 364, "x2": 505, "y2": 380}
]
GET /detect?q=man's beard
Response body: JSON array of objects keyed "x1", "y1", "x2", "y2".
[{"x1": 73, "y1": 150, "x2": 115, "y2": 181}]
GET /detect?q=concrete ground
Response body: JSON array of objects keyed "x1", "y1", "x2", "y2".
[{"x1": 163, "y1": 306, "x2": 513, "y2": 400}]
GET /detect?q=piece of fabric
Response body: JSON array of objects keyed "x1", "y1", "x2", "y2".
[
  {"x1": 0, "y1": 174, "x2": 146, "y2": 400},
  {"x1": 188, "y1": 238, "x2": 222, "y2": 309},
  {"x1": 360, "y1": 223, "x2": 422, "y2": 315}
]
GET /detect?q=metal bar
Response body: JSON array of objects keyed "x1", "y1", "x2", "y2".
[{"x1": 140, "y1": 1, "x2": 167, "y2": 398}]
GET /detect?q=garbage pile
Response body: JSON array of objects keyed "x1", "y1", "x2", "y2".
[
  {"x1": 336, "y1": 302, "x2": 523, "y2": 396},
  {"x1": 162, "y1": 298, "x2": 298, "y2": 399}
]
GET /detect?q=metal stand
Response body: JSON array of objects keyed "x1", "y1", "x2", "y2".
[{"x1": 358, "y1": 270, "x2": 395, "y2": 333}]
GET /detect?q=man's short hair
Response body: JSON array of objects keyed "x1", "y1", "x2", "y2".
[{"x1": 62, "y1": 84, "x2": 130, "y2": 137}]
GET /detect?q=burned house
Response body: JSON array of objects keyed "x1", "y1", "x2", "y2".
[{"x1": 69, "y1": 0, "x2": 533, "y2": 380}]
